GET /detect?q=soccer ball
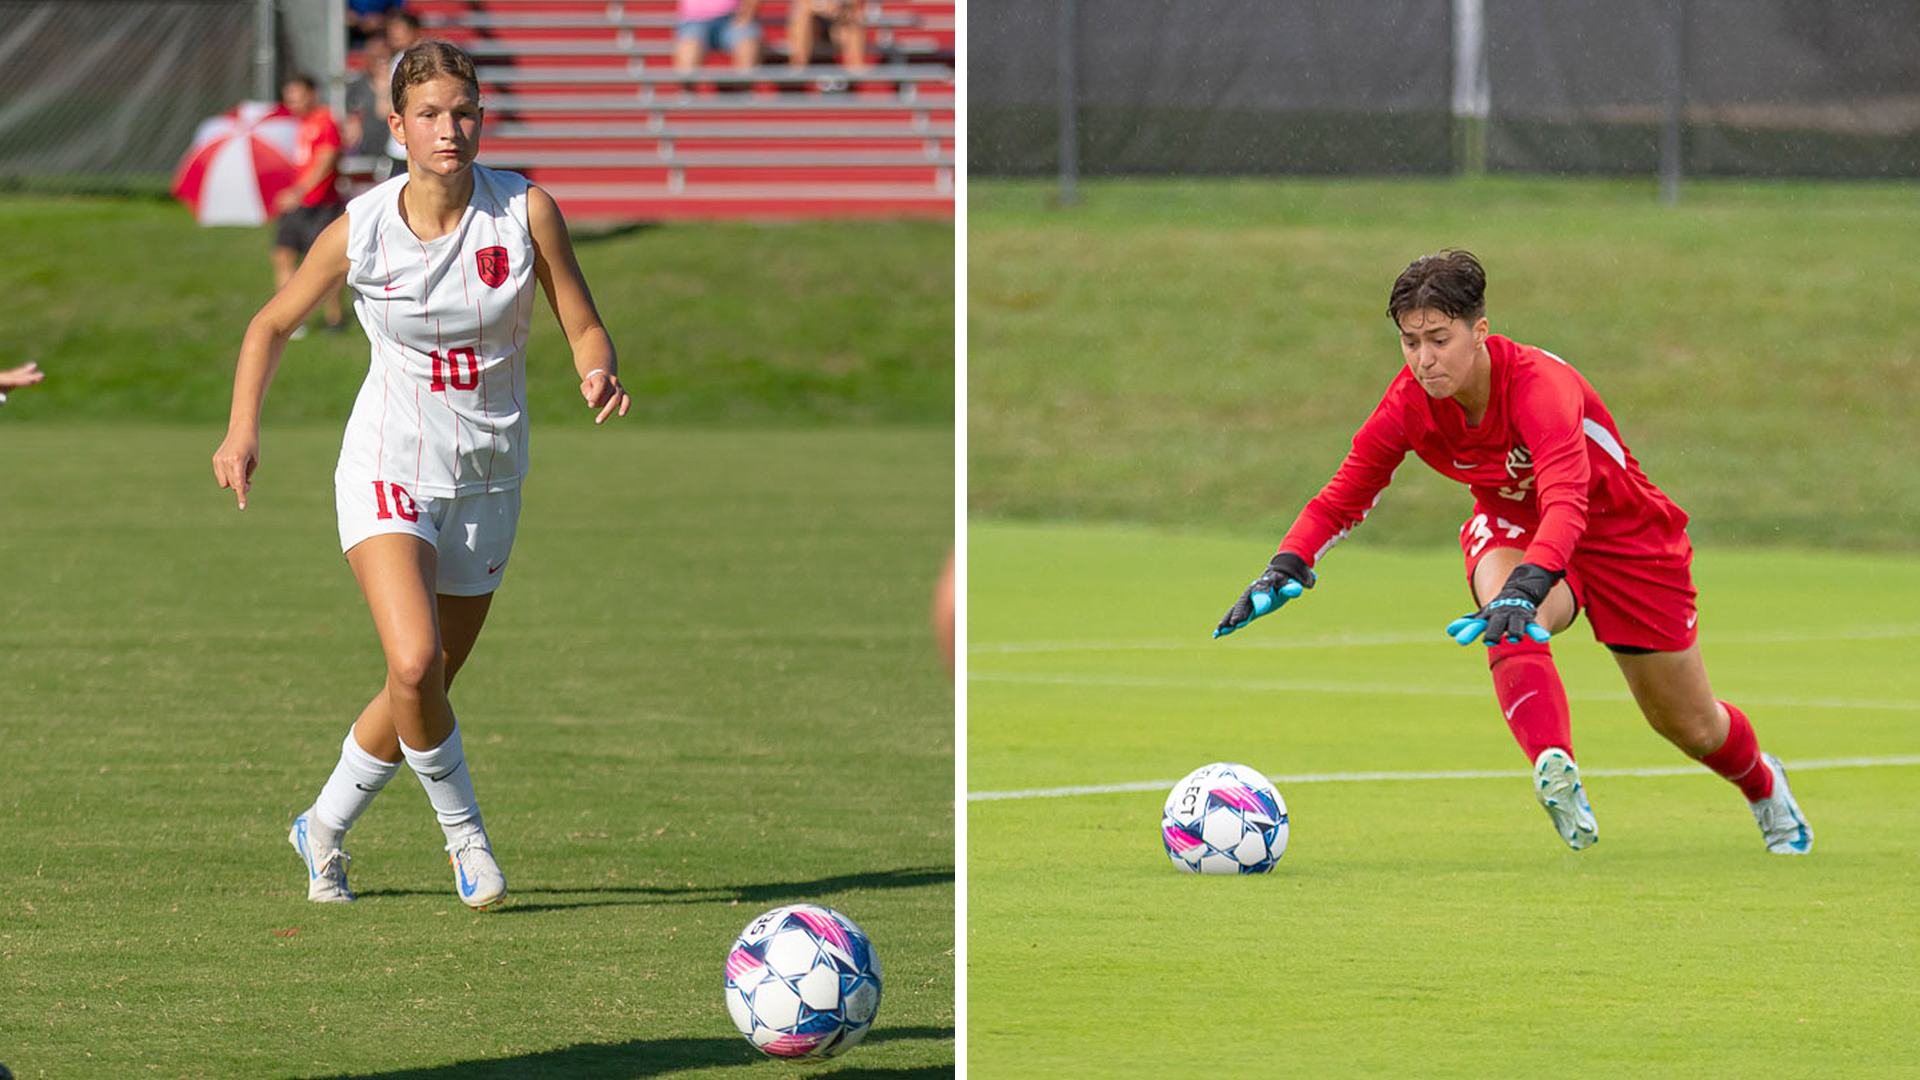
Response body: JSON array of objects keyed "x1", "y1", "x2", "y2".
[
  {"x1": 1161, "y1": 761, "x2": 1289, "y2": 873},
  {"x1": 724, "y1": 903, "x2": 882, "y2": 1059}
]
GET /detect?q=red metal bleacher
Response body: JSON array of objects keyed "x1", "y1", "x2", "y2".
[{"x1": 406, "y1": 0, "x2": 954, "y2": 221}]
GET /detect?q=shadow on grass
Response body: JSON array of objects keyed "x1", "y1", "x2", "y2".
[
  {"x1": 291, "y1": 1027, "x2": 954, "y2": 1079},
  {"x1": 571, "y1": 221, "x2": 663, "y2": 244},
  {"x1": 355, "y1": 866, "x2": 954, "y2": 913}
]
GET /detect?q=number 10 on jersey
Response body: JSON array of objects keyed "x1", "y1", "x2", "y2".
[{"x1": 430, "y1": 347, "x2": 480, "y2": 392}]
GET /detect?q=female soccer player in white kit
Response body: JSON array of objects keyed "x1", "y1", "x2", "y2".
[{"x1": 213, "y1": 41, "x2": 630, "y2": 908}]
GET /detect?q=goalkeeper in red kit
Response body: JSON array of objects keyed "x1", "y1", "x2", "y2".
[{"x1": 1214, "y1": 250, "x2": 1812, "y2": 854}]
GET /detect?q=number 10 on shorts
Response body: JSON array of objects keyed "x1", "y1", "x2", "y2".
[{"x1": 372, "y1": 480, "x2": 418, "y2": 522}]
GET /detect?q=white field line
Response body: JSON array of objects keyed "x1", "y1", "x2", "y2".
[
  {"x1": 968, "y1": 755, "x2": 1920, "y2": 802},
  {"x1": 968, "y1": 670, "x2": 1920, "y2": 713},
  {"x1": 971, "y1": 624, "x2": 1920, "y2": 655}
]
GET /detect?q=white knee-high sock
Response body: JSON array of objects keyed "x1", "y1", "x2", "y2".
[
  {"x1": 311, "y1": 730, "x2": 403, "y2": 832},
  {"x1": 401, "y1": 722, "x2": 483, "y2": 833}
]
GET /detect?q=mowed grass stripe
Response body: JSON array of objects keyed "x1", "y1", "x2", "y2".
[
  {"x1": 970, "y1": 670, "x2": 1920, "y2": 713},
  {"x1": 969, "y1": 755, "x2": 1920, "y2": 802},
  {"x1": 971, "y1": 623, "x2": 1920, "y2": 653}
]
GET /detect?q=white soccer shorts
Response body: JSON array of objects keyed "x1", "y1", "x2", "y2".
[{"x1": 335, "y1": 477, "x2": 522, "y2": 596}]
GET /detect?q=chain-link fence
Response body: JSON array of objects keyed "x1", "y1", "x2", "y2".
[
  {"x1": 971, "y1": 0, "x2": 1920, "y2": 182},
  {"x1": 0, "y1": 0, "x2": 342, "y2": 194},
  {"x1": 1485, "y1": 0, "x2": 1920, "y2": 178}
]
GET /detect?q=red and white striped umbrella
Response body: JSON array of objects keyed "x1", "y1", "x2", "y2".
[{"x1": 170, "y1": 101, "x2": 303, "y2": 226}]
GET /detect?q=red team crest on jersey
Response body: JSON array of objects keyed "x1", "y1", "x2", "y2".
[{"x1": 476, "y1": 246, "x2": 509, "y2": 288}]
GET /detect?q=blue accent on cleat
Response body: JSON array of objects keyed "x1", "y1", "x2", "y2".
[
  {"x1": 289, "y1": 809, "x2": 354, "y2": 902},
  {"x1": 1532, "y1": 749, "x2": 1599, "y2": 851},
  {"x1": 1750, "y1": 753, "x2": 1813, "y2": 854},
  {"x1": 291, "y1": 816, "x2": 317, "y2": 880}
]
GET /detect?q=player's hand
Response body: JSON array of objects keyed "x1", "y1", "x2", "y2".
[
  {"x1": 272, "y1": 189, "x2": 299, "y2": 215},
  {"x1": 1447, "y1": 562, "x2": 1562, "y2": 645},
  {"x1": 212, "y1": 430, "x2": 260, "y2": 510},
  {"x1": 0, "y1": 361, "x2": 44, "y2": 390},
  {"x1": 581, "y1": 368, "x2": 631, "y2": 425},
  {"x1": 1214, "y1": 551, "x2": 1315, "y2": 639}
]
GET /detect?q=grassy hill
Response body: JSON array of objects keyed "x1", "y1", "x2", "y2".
[
  {"x1": 0, "y1": 195, "x2": 953, "y2": 428},
  {"x1": 969, "y1": 177, "x2": 1920, "y2": 549}
]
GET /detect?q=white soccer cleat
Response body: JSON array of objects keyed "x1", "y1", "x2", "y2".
[
  {"x1": 289, "y1": 809, "x2": 354, "y2": 903},
  {"x1": 1532, "y1": 748, "x2": 1599, "y2": 851},
  {"x1": 1749, "y1": 753, "x2": 1813, "y2": 855},
  {"x1": 446, "y1": 824, "x2": 507, "y2": 910}
]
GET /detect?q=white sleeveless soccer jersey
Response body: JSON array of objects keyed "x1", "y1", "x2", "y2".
[{"x1": 336, "y1": 163, "x2": 538, "y2": 497}]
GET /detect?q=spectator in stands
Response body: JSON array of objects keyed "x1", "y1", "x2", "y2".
[
  {"x1": 382, "y1": 14, "x2": 424, "y2": 176},
  {"x1": 786, "y1": 0, "x2": 869, "y2": 79},
  {"x1": 272, "y1": 75, "x2": 346, "y2": 337},
  {"x1": 674, "y1": 0, "x2": 763, "y2": 76},
  {"x1": 0, "y1": 362, "x2": 44, "y2": 404},
  {"x1": 347, "y1": 0, "x2": 407, "y2": 49},
  {"x1": 344, "y1": 36, "x2": 396, "y2": 179},
  {"x1": 385, "y1": 11, "x2": 422, "y2": 57}
]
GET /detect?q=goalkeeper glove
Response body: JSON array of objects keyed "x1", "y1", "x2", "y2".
[
  {"x1": 1447, "y1": 562, "x2": 1562, "y2": 646},
  {"x1": 1214, "y1": 552, "x2": 1315, "y2": 639}
]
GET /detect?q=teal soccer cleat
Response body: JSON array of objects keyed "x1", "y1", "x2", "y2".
[
  {"x1": 1532, "y1": 748, "x2": 1598, "y2": 851},
  {"x1": 1749, "y1": 753, "x2": 1813, "y2": 854}
]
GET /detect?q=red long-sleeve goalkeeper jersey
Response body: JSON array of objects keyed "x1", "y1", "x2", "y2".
[{"x1": 1278, "y1": 335, "x2": 1688, "y2": 573}]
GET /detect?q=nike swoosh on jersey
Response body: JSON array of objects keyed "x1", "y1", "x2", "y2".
[
  {"x1": 1452, "y1": 460, "x2": 1478, "y2": 469},
  {"x1": 382, "y1": 281, "x2": 408, "y2": 292},
  {"x1": 487, "y1": 561, "x2": 505, "y2": 574}
]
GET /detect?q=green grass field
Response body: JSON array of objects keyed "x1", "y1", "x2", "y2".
[
  {"x1": 0, "y1": 423, "x2": 951, "y2": 1079},
  {"x1": 969, "y1": 177, "x2": 1920, "y2": 549},
  {"x1": 967, "y1": 522, "x2": 1920, "y2": 1079}
]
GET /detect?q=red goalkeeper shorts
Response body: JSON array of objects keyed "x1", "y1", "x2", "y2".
[{"x1": 1458, "y1": 506, "x2": 1699, "y2": 653}]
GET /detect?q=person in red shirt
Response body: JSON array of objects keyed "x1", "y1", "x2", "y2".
[
  {"x1": 1214, "y1": 250, "x2": 1813, "y2": 855},
  {"x1": 271, "y1": 75, "x2": 346, "y2": 336}
]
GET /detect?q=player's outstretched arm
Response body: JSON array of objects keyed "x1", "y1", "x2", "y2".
[
  {"x1": 212, "y1": 215, "x2": 349, "y2": 510},
  {"x1": 528, "y1": 185, "x2": 630, "y2": 425},
  {"x1": 1446, "y1": 562, "x2": 1560, "y2": 646},
  {"x1": 1213, "y1": 551, "x2": 1315, "y2": 639}
]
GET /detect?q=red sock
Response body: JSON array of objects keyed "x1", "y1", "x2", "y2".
[
  {"x1": 1488, "y1": 640, "x2": 1572, "y2": 764},
  {"x1": 1698, "y1": 700, "x2": 1773, "y2": 801}
]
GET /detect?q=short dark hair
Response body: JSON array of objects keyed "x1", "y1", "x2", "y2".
[
  {"x1": 390, "y1": 11, "x2": 421, "y2": 32},
  {"x1": 391, "y1": 40, "x2": 480, "y2": 116},
  {"x1": 283, "y1": 73, "x2": 318, "y2": 92},
  {"x1": 1387, "y1": 250, "x2": 1486, "y2": 325}
]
